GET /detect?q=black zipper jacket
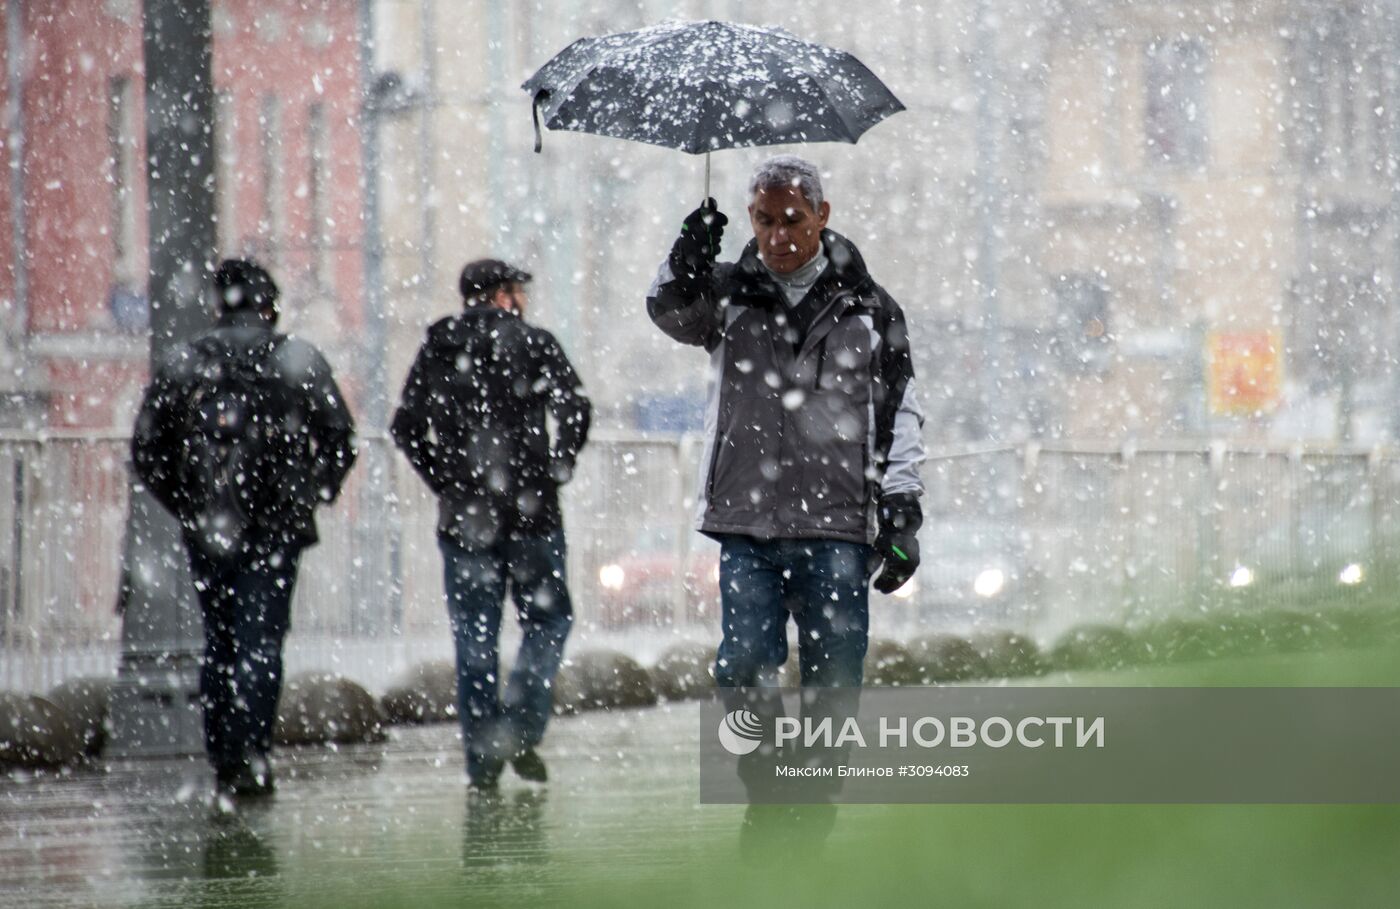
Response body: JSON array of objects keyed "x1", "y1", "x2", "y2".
[
  {"x1": 391, "y1": 306, "x2": 591, "y2": 546},
  {"x1": 132, "y1": 308, "x2": 357, "y2": 555}
]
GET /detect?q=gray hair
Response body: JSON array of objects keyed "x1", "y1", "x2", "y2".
[{"x1": 748, "y1": 154, "x2": 823, "y2": 212}]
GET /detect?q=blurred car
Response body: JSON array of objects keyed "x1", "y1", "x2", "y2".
[
  {"x1": 904, "y1": 519, "x2": 1039, "y2": 623},
  {"x1": 592, "y1": 530, "x2": 720, "y2": 628}
]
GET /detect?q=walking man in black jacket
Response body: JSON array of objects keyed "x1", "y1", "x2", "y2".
[
  {"x1": 392, "y1": 259, "x2": 591, "y2": 789},
  {"x1": 132, "y1": 259, "x2": 357, "y2": 796}
]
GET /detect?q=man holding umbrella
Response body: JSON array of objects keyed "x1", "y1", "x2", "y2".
[{"x1": 647, "y1": 155, "x2": 926, "y2": 691}]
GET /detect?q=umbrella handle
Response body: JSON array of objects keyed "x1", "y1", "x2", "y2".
[
  {"x1": 532, "y1": 90, "x2": 548, "y2": 153},
  {"x1": 704, "y1": 151, "x2": 710, "y2": 203}
]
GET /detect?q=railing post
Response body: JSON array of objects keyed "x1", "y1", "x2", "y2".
[
  {"x1": 1118, "y1": 440, "x2": 1137, "y2": 624},
  {"x1": 1196, "y1": 440, "x2": 1227, "y2": 604},
  {"x1": 1288, "y1": 444, "x2": 1304, "y2": 608},
  {"x1": 1368, "y1": 445, "x2": 1383, "y2": 588}
]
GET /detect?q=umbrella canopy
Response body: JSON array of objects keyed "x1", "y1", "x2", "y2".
[{"x1": 522, "y1": 20, "x2": 904, "y2": 155}]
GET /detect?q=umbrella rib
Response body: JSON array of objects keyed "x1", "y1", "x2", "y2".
[
  {"x1": 691, "y1": 78, "x2": 733, "y2": 155},
  {"x1": 809, "y1": 78, "x2": 864, "y2": 144}
]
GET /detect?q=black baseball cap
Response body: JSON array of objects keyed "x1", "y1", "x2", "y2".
[
  {"x1": 459, "y1": 258, "x2": 532, "y2": 303},
  {"x1": 214, "y1": 258, "x2": 280, "y2": 317}
]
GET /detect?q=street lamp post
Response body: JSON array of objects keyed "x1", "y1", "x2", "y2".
[{"x1": 108, "y1": 0, "x2": 216, "y2": 759}]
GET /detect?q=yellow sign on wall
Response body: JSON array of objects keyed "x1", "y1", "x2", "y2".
[{"x1": 1207, "y1": 331, "x2": 1282, "y2": 415}]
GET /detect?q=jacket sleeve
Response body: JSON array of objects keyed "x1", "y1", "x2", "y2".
[
  {"x1": 873, "y1": 296, "x2": 926, "y2": 499},
  {"x1": 389, "y1": 341, "x2": 447, "y2": 496},
  {"x1": 646, "y1": 259, "x2": 725, "y2": 351},
  {"x1": 537, "y1": 330, "x2": 591, "y2": 472},
  {"x1": 304, "y1": 347, "x2": 357, "y2": 505},
  {"x1": 131, "y1": 345, "x2": 194, "y2": 517}
]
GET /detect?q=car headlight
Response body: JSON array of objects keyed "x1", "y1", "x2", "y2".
[
  {"x1": 973, "y1": 568, "x2": 1005, "y2": 598},
  {"x1": 599, "y1": 564, "x2": 625, "y2": 590},
  {"x1": 892, "y1": 577, "x2": 917, "y2": 600}
]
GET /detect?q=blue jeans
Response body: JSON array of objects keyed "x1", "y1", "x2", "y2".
[
  {"x1": 440, "y1": 531, "x2": 574, "y2": 782},
  {"x1": 714, "y1": 535, "x2": 872, "y2": 688},
  {"x1": 188, "y1": 546, "x2": 300, "y2": 778}
]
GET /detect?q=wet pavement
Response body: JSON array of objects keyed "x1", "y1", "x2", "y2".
[
  {"x1": 11, "y1": 647, "x2": 1400, "y2": 908},
  {"x1": 1, "y1": 703, "x2": 741, "y2": 908}
]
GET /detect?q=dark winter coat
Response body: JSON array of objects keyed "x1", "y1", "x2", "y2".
[
  {"x1": 132, "y1": 308, "x2": 357, "y2": 555},
  {"x1": 647, "y1": 230, "x2": 925, "y2": 545},
  {"x1": 390, "y1": 306, "x2": 591, "y2": 546}
]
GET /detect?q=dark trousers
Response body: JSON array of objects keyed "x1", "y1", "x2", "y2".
[
  {"x1": 188, "y1": 546, "x2": 300, "y2": 777},
  {"x1": 439, "y1": 531, "x2": 574, "y2": 783},
  {"x1": 714, "y1": 535, "x2": 870, "y2": 804},
  {"x1": 714, "y1": 535, "x2": 872, "y2": 687}
]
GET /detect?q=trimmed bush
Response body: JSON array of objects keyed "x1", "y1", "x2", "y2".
[
  {"x1": 864, "y1": 639, "x2": 922, "y2": 686},
  {"x1": 275, "y1": 673, "x2": 387, "y2": 746},
  {"x1": 969, "y1": 630, "x2": 1046, "y2": 679},
  {"x1": 1136, "y1": 618, "x2": 1230, "y2": 665},
  {"x1": 1256, "y1": 610, "x2": 1342, "y2": 654},
  {"x1": 909, "y1": 634, "x2": 992, "y2": 682},
  {"x1": 652, "y1": 642, "x2": 715, "y2": 701},
  {"x1": 1049, "y1": 624, "x2": 1143, "y2": 671},
  {"x1": 381, "y1": 660, "x2": 458, "y2": 725},
  {"x1": 553, "y1": 651, "x2": 657, "y2": 714},
  {"x1": 0, "y1": 693, "x2": 84, "y2": 769},
  {"x1": 45, "y1": 676, "x2": 113, "y2": 757}
]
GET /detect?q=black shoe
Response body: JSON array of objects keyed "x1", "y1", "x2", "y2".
[
  {"x1": 217, "y1": 757, "x2": 275, "y2": 798},
  {"x1": 510, "y1": 747, "x2": 548, "y2": 783},
  {"x1": 469, "y1": 758, "x2": 504, "y2": 790}
]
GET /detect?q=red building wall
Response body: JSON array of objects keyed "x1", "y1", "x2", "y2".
[
  {"x1": 3, "y1": 0, "x2": 365, "y2": 430},
  {"x1": 0, "y1": 13, "x2": 13, "y2": 326}
]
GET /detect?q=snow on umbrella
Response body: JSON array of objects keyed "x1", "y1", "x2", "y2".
[{"x1": 522, "y1": 19, "x2": 905, "y2": 195}]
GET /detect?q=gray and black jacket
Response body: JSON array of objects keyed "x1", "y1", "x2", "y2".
[{"x1": 647, "y1": 230, "x2": 925, "y2": 545}]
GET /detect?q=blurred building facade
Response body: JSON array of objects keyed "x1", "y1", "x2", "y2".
[
  {"x1": 367, "y1": 0, "x2": 1007, "y2": 433},
  {"x1": 0, "y1": 0, "x2": 366, "y2": 432},
  {"x1": 369, "y1": 0, "x2": 1400, "y2": 446},
  {"x1": 1039, "y1": 0, "x2": 1400, "y2": 443},
  {"x1": 3, "y1": 0, "x2": 1398, "y2": 443}
]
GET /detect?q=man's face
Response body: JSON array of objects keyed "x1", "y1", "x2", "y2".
[
  {"x1": 490, "y1": 282, "x2": 528, "y2": 316},
  {"x1": 748, "y1": 184, "x2": 830, "y2": 274}
]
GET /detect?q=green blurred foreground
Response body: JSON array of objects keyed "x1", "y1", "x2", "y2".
[
  {"x1": 5, "y1": 622, "x2": 1400, "y2": 908},
  {"x1": 407, "y1": 642, "x2": 1400, "y2": 909}
]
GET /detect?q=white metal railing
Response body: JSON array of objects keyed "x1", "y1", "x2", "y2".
[{"x1": 2, "y1": 433, "x2": 1395, "y2": 691}]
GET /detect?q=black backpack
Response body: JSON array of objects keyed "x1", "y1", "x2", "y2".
[{"x1": 178, "y1": 333, "x2": 298, "y2": 563}]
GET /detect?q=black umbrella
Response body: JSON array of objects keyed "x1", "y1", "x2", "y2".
[{"x1": 522, "y1": 20, "x2": 904, "y2": 196}]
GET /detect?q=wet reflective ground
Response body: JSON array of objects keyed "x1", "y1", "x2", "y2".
[
  {"x1": 8, "y1": 646, "x2": 1400, "y2": 908},
  {"x1": 1, "y1": 704, "x2": 740, "y2": 908}
]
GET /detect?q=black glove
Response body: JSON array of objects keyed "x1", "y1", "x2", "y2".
[
  {"x1": 547, "y1": 457, "x2": 575, "y2": 485},
  {"x1": 872, "y1": 493, "x2": 922, "y2": 594},
  {"x1": 668, "y1": 199, "x2": 728, "y2": 283}
]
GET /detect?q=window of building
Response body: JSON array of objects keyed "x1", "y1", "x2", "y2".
[
  {"x1": 1305, "y1": 33, "x2": 1383, "y2": 180},
  {"x1": 308, "y1": 101, "x2": 331, "y2": 292},
  {"x1": 1288, "y1": 272, "x2": 1384, "y2": 389},
  {"x1": 1144, "y1": 38, "x2": 1208, "y2": 168},
  {"x1": 107, "y1": 76, "x2": 138, "y2": 283},
  {"x1": 1050, "y1": 274, "x2": 1112, "y2": 374},
  {"x1": 215, "y1": 90, "x2": 238, "y2": 251},
  {"x1": 258, "y1": 93, "x2": 282, "y2": 264}
]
